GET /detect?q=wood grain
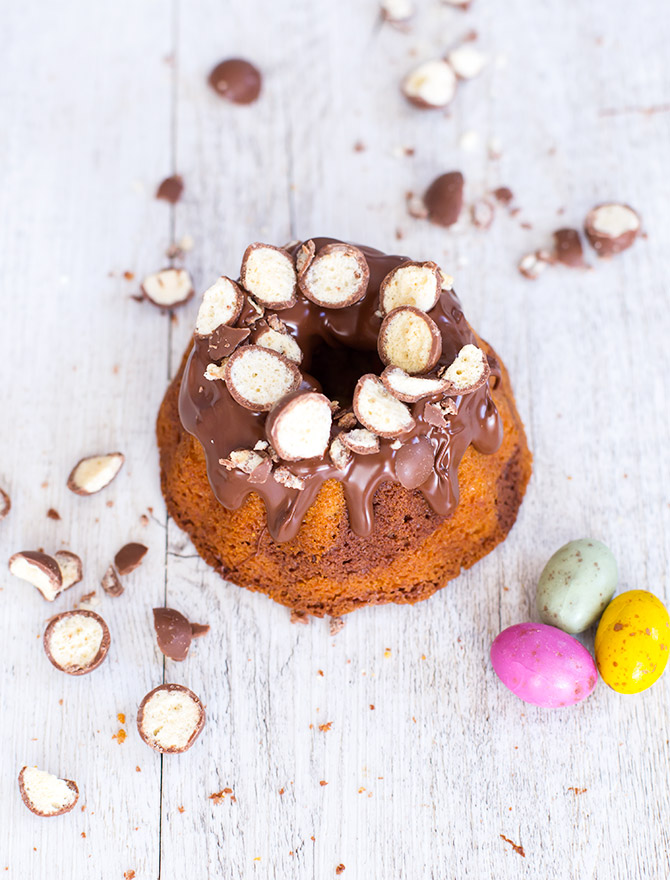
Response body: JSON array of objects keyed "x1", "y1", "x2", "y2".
[{"x1": 2, "y1": 0, "x2": 670, "y2": 878}]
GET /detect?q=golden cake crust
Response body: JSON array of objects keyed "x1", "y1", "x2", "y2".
[{"x1": 157, "y1": 337, "x2": 531, "y2": 617}]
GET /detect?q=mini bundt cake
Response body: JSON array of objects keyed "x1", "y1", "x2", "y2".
[{"x1": 157, "y1": 237, "x2": 531, "y2": 617}]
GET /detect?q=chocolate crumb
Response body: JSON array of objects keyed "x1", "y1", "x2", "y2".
[
  {"x1": 493, "y1": 186, "x2": 514, "y2": 206},
  {"x1": 500, "y1": 834, "x2": 525, "y2": 857},
  {"x1": 329, "y1": 616, "x2": 344, "y2": 635},
  {"x1": 156, "y1": 175, "x2": 184, "y2": 204},
  {"x1": 46, "y1": 508, "x2": 61, "y2": 521},
  {"x1": 353, "y1": 141, "x2": 366, "y2": 152}
]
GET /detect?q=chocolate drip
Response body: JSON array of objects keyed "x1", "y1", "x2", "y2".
[{"x1": 179, "y1": 238, "x2": 503, "y2": 542}]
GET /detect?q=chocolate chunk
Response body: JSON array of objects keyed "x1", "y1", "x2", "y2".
[
  {"x1": 208, "y1": 58, "x2": 262, "y2": 105},
  {"x1": 190, "y1": 623, "x2": 210, "y2": 638},
  {"x1": 153, "y1": 608, "x2": 194, "y2": 661},
  {"x1": 423, "y1": 172, "x2": 464, "y2": 227},
  {"x1": 207, "y1": 324, "x2": 250, "y2": 360},
  {"x1": 553, "y1": 228, "x2": 587, "y2": 268},
  {"x1": 156, "y1": 175, "x2": 184, "y2": 204},
  {"x1": 114, "y1": 542, "x2": 148, "y2": 576}
]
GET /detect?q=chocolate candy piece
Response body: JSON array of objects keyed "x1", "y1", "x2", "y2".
[
  {"x1": 439, "y1": 344, "x2": 490, "y2": 393},
  {"x1": 208, "y1": 58, "x2": 262, "y2": 105},
  {"x1": 54, "y1": 550, "x2": 83, "y2": 591},
  {"x1": 195, "y1": 277, "x2": 245, "y2": 335},
  {"x1": 378, "y1": 307, "x2": 442, "y2": 374},
  {"x1": 137, "y1": 684, "x2": 206, "y2": 753},
  {"x1": 155, "y1": 174, "x2": 184, "y2": 204},
  {"x1": 18, "y1": 766, "x2": 79, "y2": 817},
  {"x1": 353, "y1": 375, "x2": 415, "y2": 439},
  {"x1": 43, "y1": 610, "x2": 111, "y2": 675},
  {"x1": 265, "y1": 391, "x2": 333, "y2": 461},
  {"x1": 101, "y1": 564, "x2": 124, "y2": 597},
  {"x1": 553, "y1": 228, "x2": 587, "y2": 268},
  {"x1": 423, "y1": 172, "x2": 464, "y2": 227},
  {"x1": 584, "y1": 203, "x2": 641, "y2": 257},
  {"x1": 224, "y1": 345, "x2": 301, "y2": 412},
  {"x1": 403, "y1": 60, "x2": 457, "y2": 109},
  {"x1": 8, "y1": 550, "x2": 63, "y2": 601},
  {"x1": 153, "y1": 607, "x2": 200, "y2": 661},
  {"x1": 67, "y1": 452, "x2": 125, "y2": 496},
  {"x1": 114, "y1": 542, "x2": 148, "y2": 576},
  {"x1": 141, "y1": 268, "x2": 194, "y2": 308}
]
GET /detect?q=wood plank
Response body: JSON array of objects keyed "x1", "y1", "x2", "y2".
[{"x1": 0, "y1": 0, "x2": 175, "y2": 876}]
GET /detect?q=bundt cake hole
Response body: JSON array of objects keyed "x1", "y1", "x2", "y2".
[{"x1": 308, "y1": 339, "x2": 384, "y2": 408}]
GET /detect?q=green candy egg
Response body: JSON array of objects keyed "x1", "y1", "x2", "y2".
[{"x1": 537, "y1": 539, "x2": 618, "y2": 634}]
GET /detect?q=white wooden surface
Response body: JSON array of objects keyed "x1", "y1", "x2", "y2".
[{"x1": 2, "y1": 1, "x2": 670, "y2": 877}]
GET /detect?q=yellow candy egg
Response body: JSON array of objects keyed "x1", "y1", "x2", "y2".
[{"x1": 595, "y1": 590, "x2": 670, "y2": 694}]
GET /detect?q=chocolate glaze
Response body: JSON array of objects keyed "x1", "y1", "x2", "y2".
[{"x1": 179, "y1": 238, "x2": 502, "y2": 543}]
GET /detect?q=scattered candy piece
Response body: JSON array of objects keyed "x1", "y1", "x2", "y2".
[
  {"x1": 54, "y1": 551, "x2": 84, "y2": 591},
  {"x1": 423, "y1": 172, "x2": 464, "y2": 227},
  {"x1": 208, "y1": 58, "x2": 262, "y2": 105},
  {"x1": 137, "y1": 684, "x2": 206, "y2": 753},
  {"x1": 67, "y1": 452, "x2": 125, "y2": 496},
  {"x1": 155, "y1": 175, "x2": 184, "y2": 204},
  {"x1": 584, "y1": 203, "x2": 641, "y2": 257},
  {"x1": 18, "y1": 767, "x2": 79, "y2": 817},
  {"x1": 8, "y1": 551, "x2": 63, "y2": 601},
  {"x1": 101, "y1": 564, "x2": 124, "y2": 597},
  {"x1": 141, "y1": 268, "x2": 194, "y2": 308},
  {"x1": 114, "y1": 543, "x2": 148, "y2": 576},
  {"x1": 403, "y1": 60, "x2": 457, "y2": 109},
  {"x1": 153, "y1": 608, "x2": 208, "y2": 661},
  {"x1": 43, "y1": 610, "x2": 111, "y2": 675}
]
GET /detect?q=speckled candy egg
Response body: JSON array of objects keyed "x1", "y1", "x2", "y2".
[
  {"x1": 490, "y1": 622, "x2": 597, "y2": 707},
  {"x1": 594, "y1": 590, "x2": 670, "y2": 694},
  {"x1": 537, "y1": 539, "x2": 618, "y2": 634}
]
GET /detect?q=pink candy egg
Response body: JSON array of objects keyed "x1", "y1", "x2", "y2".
[{"x1": 491, "y1": 622, "x2": 597, "y2": 707}]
